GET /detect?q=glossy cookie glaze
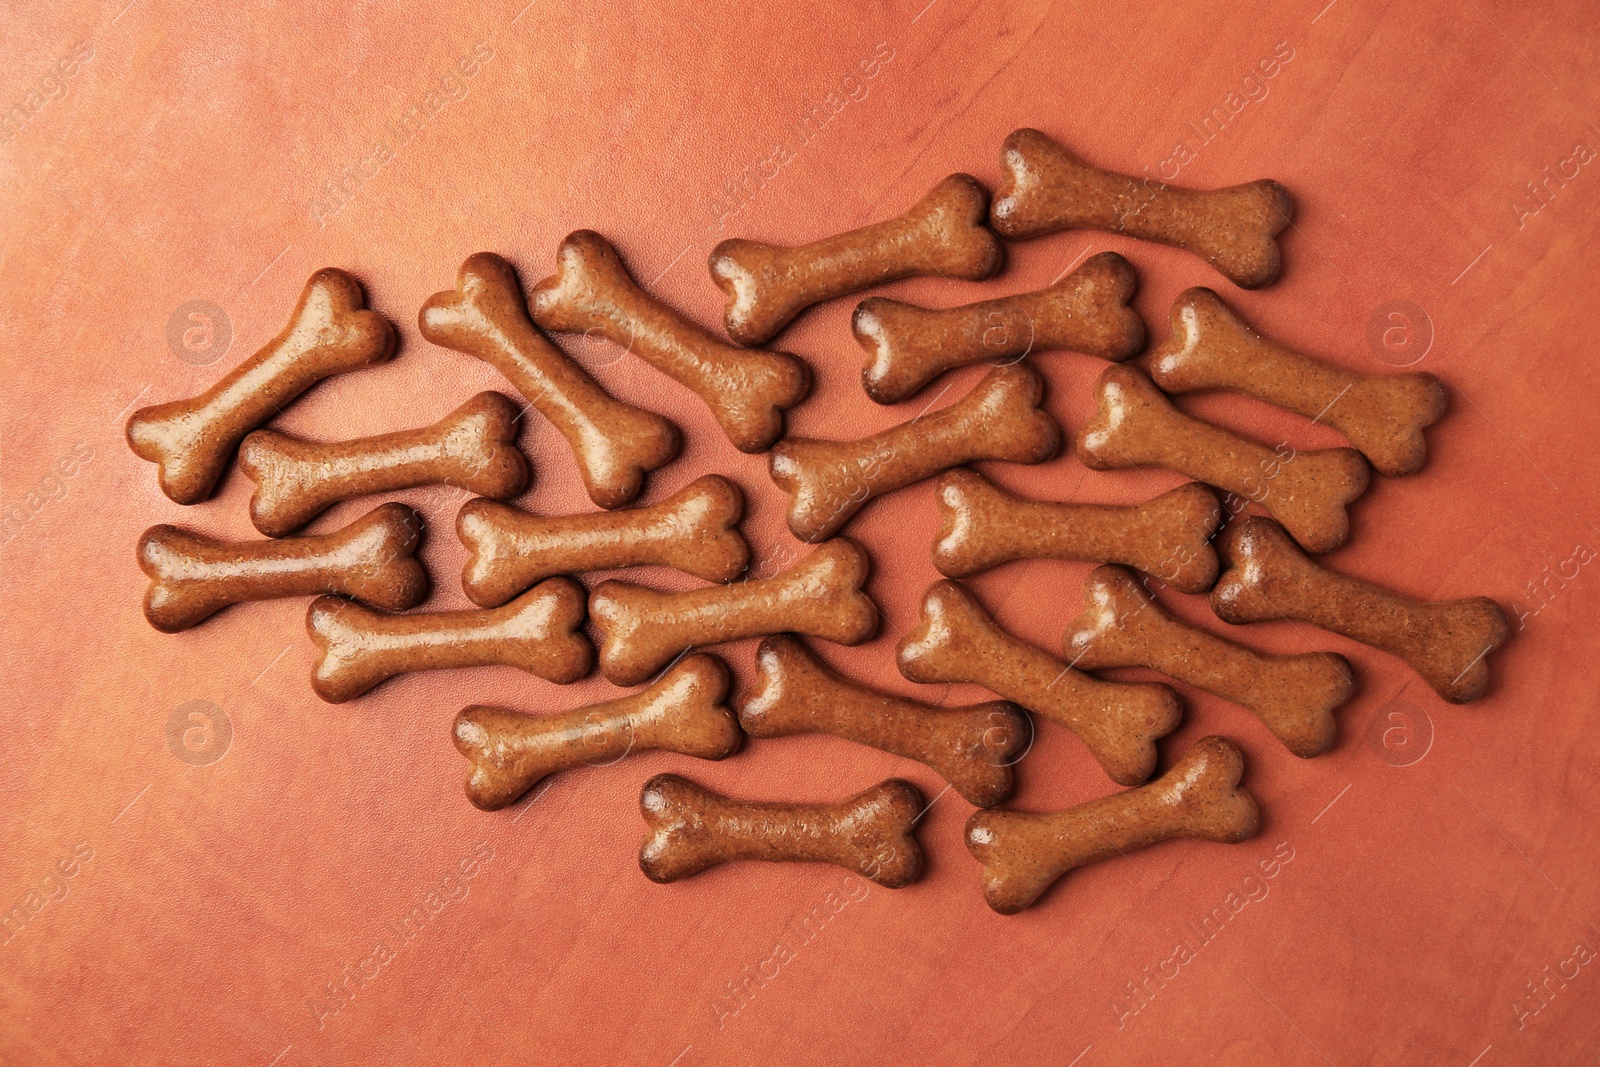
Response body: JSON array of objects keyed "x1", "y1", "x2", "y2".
[
  {"x1": 238, "y1": 390, "x2": 528, "y2": 537},
  {"x1": 853, "y1": 251, "x2": 1144, "y2": 404},
  {"x1": 458, "y1": 474, "x2": 749, "y2": 607},
  {"x1": 454, "y1": 653, "x2": 740, "y2": 810},
  {"x1": 639, "y1": 773, "x2": 924, "y2": 887},
  {"x1": 1064, "y1": 564, "x2": 1354, "y2": 758},
  {"x1": 531, "y1": 229, "x2": 810, "y2": 452},
  {"x1": 1212, "y1": 516, "x2": 1511, "y2": 703},
  {"x1": 1149, "y1": 288, "x2": 1447, "y2": 476},
  {"x1": 931, "y1": 469, "x2": 1222, "y2": 594},
  {"x1": 990, "y1": 128, "x2": 1292, "y2": 289},
  {"x1": 306, "y1": 577, "x2": 591, "y2": 703},
  {"x1": 127, "y1": 268, "x2": 396, "y2": 505},
  {"x1": 769, "y1": 363, "x2": 1060, "y2": 543},
  {"x1": 740, "y1": 635, "x2": 1027, "y2": 808},
  {"x1": 1079, "y1": 364, "x2": 1369, "y2": 554},
  {"x1": 419, "y1": 252, "x2": 679, "y2": 509},
  {"x1": 897, "y1": 580, "x2": 1181, "y2": 786},
  {"x1": 137, "y1": 502, "x2": 427, "y2": 633},
  {"x1": 709, "y1": 173, "x2": 1003, "y2": 345},
  {"x1": 589, "y1": 538, "x2": 878, "y2": 686},
  {"x1": 966, "y1": 735, "x2": 1259, "y2": 913}
]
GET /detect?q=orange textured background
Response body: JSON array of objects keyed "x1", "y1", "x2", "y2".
[{"x1": 3, "y1": 1, "x2": 1598, "y2": 1064}]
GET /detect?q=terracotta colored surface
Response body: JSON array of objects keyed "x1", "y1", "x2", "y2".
[{"x1": 2, "y1": 2, "x2": 1597, "y2": 1064}]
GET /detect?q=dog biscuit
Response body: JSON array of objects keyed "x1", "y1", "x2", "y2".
[
  {"x1": 590, "y1": 539, "x2": 878, "y2": 686},
  {"x1": 640, "y1": 773, "x2": 924, "y2": 887},
  {"x1": 932, "y1": 469, "x2": 1222, "y2": 594},
  {"x1": 453, "y1": 653, "x2": 740, "y2": 810},
  {"x1": 991, "y1": 128, "x2": 1291, "y2": 288},
  {"x1": 897, "y1": 580, "x2": 1181, "y2": 786},
  {"x1": 137, "y1": 502, "x2": 426, "y2": 632},
  {"x1": 238, "y1": 391, "x2": 528, "y2": 536},
  {"x1": 458, "y1": 474, "x2": 748, "y2": 607},
  {"x1": 1080, "y1": 365, "x2": 1368, "y2": 553},
  {"x1": 419, "y1": 252, "x2": 678, "y2": 509},
  {"x1": 740, "y1": 635, "x2": 1027, "y2": 807},
  {"x1": 1212, "y1": 516, "x2": 1510, "y2": 703},
  {"x1": 531, "y1": 230, "x2": 810, "y2": 452},
  {"x1": 853, "y1": 251, "x2": 1143, "y2": 404},
  {"x1": 710, "y1": 174, "x2": 1003, "y2": 345},
  {"x1": 306, "y1": 578, "x2": 591, "y2": 702},
  {"x1": 770, "y1": 363, "x2": 1060, "y2": 542},
  {"x1": 966, "y1": 736, "x2": 1259, "y2": 913},
  {"x1": 1063, "y1": 565, "x2": 1354, "y2": 757},
  {"x1": 127, "y1": 268, "x2": 395, "y2": 504},
  {"x1": 1149, "y1": 288, "x2": 1447, "y2": 476}
]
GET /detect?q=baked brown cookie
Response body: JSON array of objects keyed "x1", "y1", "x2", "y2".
[
  {"x1": 966, "y1": 736, "x2": 1258, "y2": 913},
  {"x1": 640, "y1": 774, "x2": 924, "y2": 887},
  {"x1": 991, "y1": 128, "x2": 1291, "y2": 288},
  {"x1": 710, "y1": 174, "x2": 1003, "y2": 344},
  {"x1": 532, "y1": 230, "x2": 809, "y2": 452},
  {"x1": 1148, "y1": 287, "x2": 1446, "y2": 476},
  {"x1": 1212, "y1": 516, "x2": 1510, "y2": 703},
  {"x1": 853, "y1": 251, "x2": 1143, "y2": 404},
  {"x1": 1079, "y1": 364, "x2": 1368, "y2": 554},
  {"x1": 419, "y1": 252, "x2": 678, "y2": 509},
  {"x1": 931, "y1": 468, "x2": 1222, "y2": 594},
  {"x1": 238, "y1": 391, "x2": 528, "y2": 537},
  {"x1": 307, "y1": 578, "x2": 591, "y2": 703},
  {"x1": 127, "y1": 268, "x2": 395, "y2": 504},
  {"x1": 740, "y1": 635, "x2": 1027, "y2": 807},
  {"x1": 590, "y1": 539, "x2": 878, "y2": 686},
  {"x1": 137, "y1": 502, "x2": 427, "y2": 632},
  {"x1": 458, "y1": 475, "x2": 748, "y2": 607},
  {"x1": 770, "y1": 363, "x2": 1060, "y2": 543},
  {"x1": 897, "y1": 580, "x2": 1181, "y2": 786},
  {"x1": 454, "y1": 653, "x2": 740, "y2": 810},
  {"x1": 1063, "y1": 565, "x2": 1354, "y2": 758}
]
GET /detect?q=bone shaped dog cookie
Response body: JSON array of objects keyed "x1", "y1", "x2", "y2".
[
  {"x1": 1212, "y1": 516, "x2": 1511, "y2": 703},
  {"x1": 453, "y1": 653, "x2": 740, "y2": 810},
  {"x1": 237, "y1": 391, "x2": 529, "y2": 537},
  {"x1": 932, "y1": 469, "x2": 1222, "y2": 594},
  {"x1": 127, "y1": 268, "x2": 395, "y2": 504},
  {"x1": 419, "y1": 252, "x2": 678, "y2": 509},
  {"x1": 590, "y1": 539, "x2": 878, "y2": 686},
  {"x1": 458, "y1": 474, "x2": 748, "y2": 607},
  {"x1": 709, "y1": 173, "x2": 1003, "y2": 345},
  {"x1": 897, "y1": 580, "x2": 1181, "y2": 786},
  {"x1": 740, "y1": 635, "x2": 1028, "y2": 808},
  {"x1": 639, "y1": 773, "x2": 924, "y2": 887},
  {"x1": 137, "y1": 502, "x2": 427, "y2": 633},
  {"x1": 966, "y1": 735, "x2": 1259, "y2": 913},
  {"x1": 1063, "y1": 565, "x2": 1355, "y2": 757},
  {"x1": 1149, "y1": 288, "x2": 1448, "y2": 477},
  {"x1": 770, "y1": 363, "x2": 1060, "y2": 542},
  {"x1": 853, "y1": 251, "x2": 1144, "y2": 404},
  {"x1": 1079, "y1": 365, "x2": 1369, "y2": 554},
  {"x1": 990, "y1": 128, "x2": 1292, "y2": 289},
  {"x1": 306, "y1": 578, "x2": 591, "y2": 703},
  {"x1": 529, "y1": 230, "x2": 810, "y2": 452}
]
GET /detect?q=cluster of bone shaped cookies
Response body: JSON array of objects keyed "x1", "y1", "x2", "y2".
[{"x1": 128, "y1": 127, "x2": 1511, "y2": 913}]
